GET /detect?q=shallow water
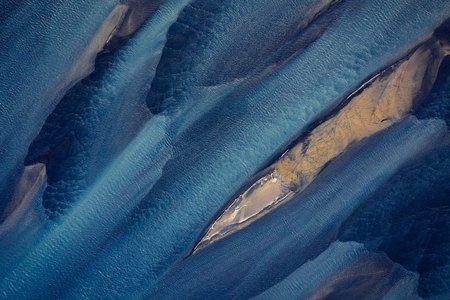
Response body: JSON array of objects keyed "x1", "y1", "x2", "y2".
[{"x1": 1, "y1": 0, "x2": 450, "y2": 299}]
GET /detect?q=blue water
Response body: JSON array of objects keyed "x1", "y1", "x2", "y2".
[
  {"x1": 146, "y1": 117, "x2": 447, "y2": 300},
  {"x1": 0, "y1": 0, "x2": 450, "y2": 299},
  {"x1": 254, "y1": 241, "x2": 421, "y2": 300},
  {"x1": 0, "y1": 0, "x2": 120, "y2": 213},
  {"x1": 74, "y1": 0, "x2": 450, "y2": 297},
  {"x1": 339, "y1": 54, "x2": 450, "y2": 299}
]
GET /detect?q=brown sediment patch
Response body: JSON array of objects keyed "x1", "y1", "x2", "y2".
[
  {"x1": 194, "y1": 35, "x2": 449, "y2": 253},
  {"x1": 59, "y1": 4, "x2": 129, "y2": 90},
  {"x1": 115, "y1": 1, "x2": 165, "y2": 38},
  {"x1": 59, "y1": 1, "x2": 165, "y2": 90},
  {"x1": 0, "y1": 163, "x2": 46, "y2": 227},
  {"x1": 302, "y1": 252, "x2": 410, "y2": 300},
  {"x1": 104, "y1": 1, "x2": 165, "y2": 51},
  {"x1": 274, "y1": 37, "x2": 446, "y2": 187}
]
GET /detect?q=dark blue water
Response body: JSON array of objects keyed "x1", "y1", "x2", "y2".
[{"x1": 0, "y1": 0, "x2": 450, "y2": 299}]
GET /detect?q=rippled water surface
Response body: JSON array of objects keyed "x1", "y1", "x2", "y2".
[{"x1": 1, "y1": 0, "x2": 450, "y2": 299}]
